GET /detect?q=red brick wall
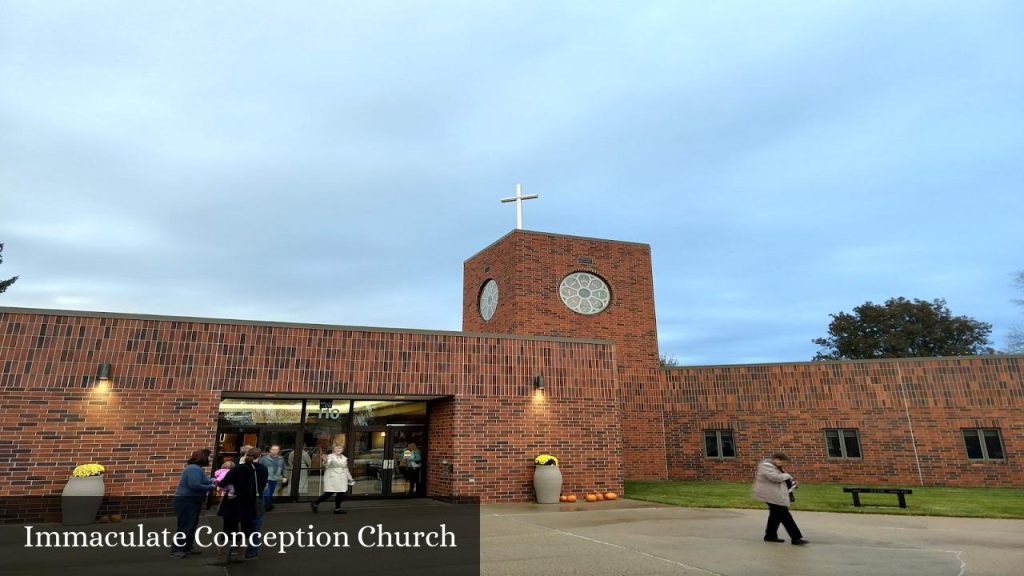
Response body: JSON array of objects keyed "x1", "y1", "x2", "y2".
[
  {"x1": 662, "y1": 356, "x2": 1024, "y2": 487},
  {"x1": 619, "y1": 367, "x2": 668, "y2": 480},
  {"x1": 463, "y1": 230, "x2": 666, "y2": 479},
  {"x1": 463, "y1": 230, "x2": 659, "y2": 368},
  {"x1": 0, "y1": 309, "x2": 621, "y2": 520}
]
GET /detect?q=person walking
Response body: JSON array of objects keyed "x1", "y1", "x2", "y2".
[
  {"x1": 752, "y1": 453, "x2": 807, "y2": 545},
  {"x1": 259, "y1": 444, "x2": 286, "y2": 511},
  {"x1": 310, "y1": 444, "x2": 354, "y2": 514},
  {"x1": 219, "y1": 447, "x2": 269, "y2": 560},
  {"x1": 171, "y1": 449, "x2": 215, "y2": 558}
]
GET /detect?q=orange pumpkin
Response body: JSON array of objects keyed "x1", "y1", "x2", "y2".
[
  {"x1": 110, "y1": 513, "x2": 124, "y2": 522},
  {"x1": 604, "y1": 492, "x2": 617, "y2": 500},
  {"x1": 596, "y1": 492, "x2": 605, "y2": 501},
  {"x1": 566, "y1": 495, "x2": 577, "y2": 502},
  {"x1": 585, "y1": 493, "x2": 598, "y2": 502},
  {"x1": 559, "y1": 495, "x2": 568, "y2": 502}
]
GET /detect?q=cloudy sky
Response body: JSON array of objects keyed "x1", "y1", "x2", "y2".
[{"x1": 1, "y1": 1, "x2": 1021, "y2": 365}]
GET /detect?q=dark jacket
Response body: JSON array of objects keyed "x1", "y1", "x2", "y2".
[{"x1": 217, "y1": 461, "x2": 268, "y2": 521}]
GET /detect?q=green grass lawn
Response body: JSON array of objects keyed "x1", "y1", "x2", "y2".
[{"x1": 625, "y1": 480, "x2": 1024, "y2": 519}]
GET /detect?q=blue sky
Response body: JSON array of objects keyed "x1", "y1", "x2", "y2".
[{"x1": 1, "y1": 1, "x2": 1021, "y2": 365}]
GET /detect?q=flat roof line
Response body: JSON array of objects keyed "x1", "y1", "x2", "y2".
[
  {"x1": 662, "y1": 353, "x2": 1024, "y2": 370},
  {"x1": 0, "y1": 306, "x2": 613, "y2": 347}
]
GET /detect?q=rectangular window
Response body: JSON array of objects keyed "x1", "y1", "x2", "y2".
[
  {"x1": 962, "y1": 429, "x2": 1005, "y2": 460},
  {"x1": 823, "y1": 428, "x2": 861, "y2": 459},
  {"x1": 704, "y1": 430, "x2": 735, "y2": 458}
]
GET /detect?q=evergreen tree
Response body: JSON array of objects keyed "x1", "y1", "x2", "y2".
[{"x1": 0, "y1": 243, "x2": 17, "y2": 296}]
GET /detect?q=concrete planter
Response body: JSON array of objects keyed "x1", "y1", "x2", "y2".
[
  {"x1": 62, "y1": 475, "x2": 105, "y2": 525},
  {"x1": 533, "y1": 465, "x2": 562, "y2": 504}
]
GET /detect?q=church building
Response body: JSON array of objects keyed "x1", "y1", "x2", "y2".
[{"x1": 1, "y1": 227, "x2": 1022, "y2": 521}]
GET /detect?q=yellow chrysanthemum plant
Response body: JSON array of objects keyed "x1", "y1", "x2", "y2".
[
  {"x1": 534, "y1": 454, "x2": 559, "y2": 466},
  {"x1": 72, "y1": 464, "x2": 106, "y2": 478}
]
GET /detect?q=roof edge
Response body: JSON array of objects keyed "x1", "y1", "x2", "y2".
[
  {"x1": 662, "y1": 353, "x2": 1024, "y2": 370},
  {"x1": 464, "y1": 229, "x2": 649, "y2": 262},
  {"x1": 0, "y1": 306, "x2": 614, "y2": 347}
]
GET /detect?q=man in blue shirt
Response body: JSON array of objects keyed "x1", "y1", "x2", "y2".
[{"x1": 259, "y1": 444, "x2": 287, "y2": 511}]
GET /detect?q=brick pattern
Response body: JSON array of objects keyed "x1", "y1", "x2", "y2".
[
  {"x1": 663, "y1": 357, "x2": 1024, "y2": 486},
  {"x1": 441, "y1": 396, "x2": 623, "y2": 501},
  {"x1": 618, "y1": 367, "x2": 667, "y2": 480},
  {"x1": 463, "y1": 231, "x2": 660, "y2": 368},
  {"x1": 0, "y1": 309, "x2": 620, "y2": 521}
]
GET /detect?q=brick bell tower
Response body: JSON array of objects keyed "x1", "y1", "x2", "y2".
[
  {"x1": 462, "y1": 230, "x2": 667, "y2": 480},
  {"x1": 462, "y1": 230, "x2": 660, "y2": 368}
]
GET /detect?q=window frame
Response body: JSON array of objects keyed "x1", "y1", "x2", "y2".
[
  {"x1": 703, "y1": 429, "x2": 736, "y2": 459},
  {"x1": 961, "y1": 428, "x2": 1005, "y2": 461},
  {"x1": 823, "y1": 428, "x2": 862, "y2": 459}
]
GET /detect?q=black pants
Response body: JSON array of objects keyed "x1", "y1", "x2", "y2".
[
  {"x1": 316, "y1": 491, "x2": 346, "y2": 508},
  {"x1": 766, "y1": 504, "x2": 803, "y2": 540},
  {"x1": 222, "y1": 516, "x2": 257, "y2": 554},
  {"x1": 403, "y1": 467, "x2": 420, "y2": 494}
]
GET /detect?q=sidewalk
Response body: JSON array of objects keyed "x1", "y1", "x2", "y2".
[{"x1": 481, "y1": 499, "x2": 1023, "y2": 575}]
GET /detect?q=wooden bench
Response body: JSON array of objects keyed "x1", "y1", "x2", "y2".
[{"x1": 842, "y1": 487, "x2": 913, "y2": 508}]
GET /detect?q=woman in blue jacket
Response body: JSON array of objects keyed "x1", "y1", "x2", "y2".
[{"x1": 171, "y1": 449, "x2": 214, "y2": 558}]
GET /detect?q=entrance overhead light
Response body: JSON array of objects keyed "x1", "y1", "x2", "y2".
[
  {"x1": 97, "y1": 363, "x2": 111, "y2": 383},
  {"x1": 533, "y1": 375, "x2": 544, "y2": 391}
]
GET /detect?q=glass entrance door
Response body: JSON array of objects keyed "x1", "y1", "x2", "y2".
[
  {"x1": 297, "y1": 400, "x2": 350, "y2": 500},
  {"x1": 217, "y1": 397, "x2": 427, "y2": 500},
  {"x1": 350, "y1": 429, "x2": 388, "y2": 496},
  {"x1": 349, "y1": 426, "x2": 426, "y2": 497},
  {"x1": 389, "y1": 426, "x2": 426, "y2": 497}
]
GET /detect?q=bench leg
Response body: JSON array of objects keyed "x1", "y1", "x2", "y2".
[
  {"x1": 898, "y1": 494, "x2": 906, "y2": 508},
  {"x1": 851, "y1": 493, "x2": 861, "y2": 507}
]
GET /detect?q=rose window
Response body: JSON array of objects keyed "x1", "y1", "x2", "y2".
[{"x1": 559, "y1": 272, "x2": 611, "y2": 315}]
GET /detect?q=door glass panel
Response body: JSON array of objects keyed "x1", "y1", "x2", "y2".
[
  {"x1": 351, "y1": 430, "x2": 388, "y2": 496},
  {"x1": 392, "y1": 427, "x2": 426, "y2": 496},
  {"x1": 257, "y1": 430, "x2": 296, "y2": 498},
  {"x1": 299, "y1": 400, "x2": 351, "y2": 498},
  {"x1": 215, "y1": 429, "x2": 258, "y2": 468}
]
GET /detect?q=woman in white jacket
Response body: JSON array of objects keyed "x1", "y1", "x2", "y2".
[
  {"x1": 311, "y1": 445, "x2": 354, "y2": 514},
  {"x1": 752, "y1": 453, "x2": 806, "y2": 545}
]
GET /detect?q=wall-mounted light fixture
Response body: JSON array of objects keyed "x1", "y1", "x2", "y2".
[
  {"x1": 97, "y1": 363, "x2": 111, "y2": 383},
  {"x1": 533, "y1": 375, "x2": 544, "y2": 391}
]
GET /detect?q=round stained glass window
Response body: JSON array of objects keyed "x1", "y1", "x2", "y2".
[
  {"x1": 479, "y1": 279, "x2": 499, "y2": 321},
  {"x1": 559, "y1": 272, "x2": 611, "y2": 315}
]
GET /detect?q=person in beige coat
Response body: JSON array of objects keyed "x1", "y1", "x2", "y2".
[
  {"x1": 752, "y1": 453, "x2": 806, "y2": 545},
  {"x1": 311, "y1": 445, "x2": 354, "y2": 514}
]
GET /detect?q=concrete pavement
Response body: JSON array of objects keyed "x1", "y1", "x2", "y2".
[
  {"x1": 1, "y1": 498, "x2": 1020, "y2": 575},
  {"x1": 481, "y1": 499, "x2": 1022, "y2": 576}
]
